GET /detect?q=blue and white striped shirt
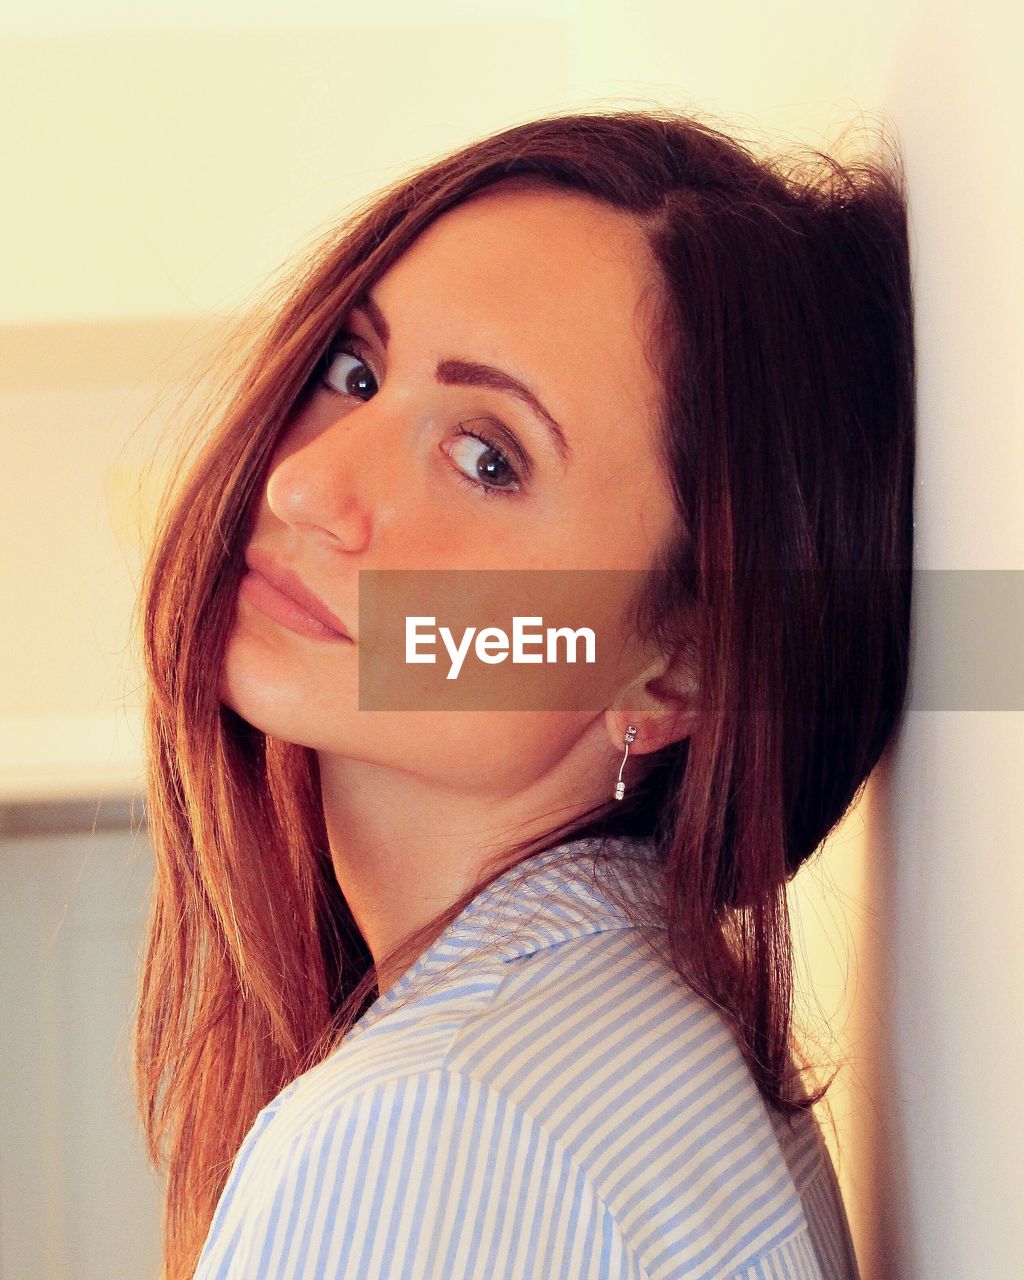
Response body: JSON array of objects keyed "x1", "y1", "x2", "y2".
[{"x1": 193, "y1": 834, "x2": 860, "y2": 1279}]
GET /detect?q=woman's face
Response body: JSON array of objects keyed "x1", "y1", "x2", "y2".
[{"x1": 221, "y1": 181, "x2": 683, "y2": 803}]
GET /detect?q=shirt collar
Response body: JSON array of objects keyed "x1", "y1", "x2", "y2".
[{"x1": 350, "y1": 833, "x2": 666, "y2": 1040}]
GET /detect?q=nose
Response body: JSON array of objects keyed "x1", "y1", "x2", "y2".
[{"x1": 265, "y1": 406, "x2": 376, "y2": 552}]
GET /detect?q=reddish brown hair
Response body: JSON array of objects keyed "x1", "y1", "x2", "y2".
[{"x1": 133, "y1": 106, "x2": 915, "y2": 1278}]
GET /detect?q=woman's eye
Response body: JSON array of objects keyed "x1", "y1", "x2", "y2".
[
  {"x1": 319, "y1": 341, "x2": 378, "y2": 400},
  {"x1": 315, "y1": 337, "x2": 524, "y2": 501},
  {"x1": 447, "y1": 427, "x2": 522, "y2": 499}
]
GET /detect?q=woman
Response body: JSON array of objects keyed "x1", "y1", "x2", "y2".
[{"x1": 134, "y1": 107, "x2": 915, "y2": 1279}]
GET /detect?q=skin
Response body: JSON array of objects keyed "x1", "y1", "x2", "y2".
[{"x1": 220, "y1": 181, "x2": 699, "y2": 994}]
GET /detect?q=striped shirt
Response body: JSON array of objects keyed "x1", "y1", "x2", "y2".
[{"x1": 193, "y1": 834, "x2": 860, "y2": 1279}]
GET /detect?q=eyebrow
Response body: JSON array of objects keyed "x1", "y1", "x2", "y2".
[{"x1": 352, "y1": 290, "x2": 572, "y2": 469}]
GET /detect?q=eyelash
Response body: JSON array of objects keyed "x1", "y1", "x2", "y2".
[{"x1": 317, "y1": 334, "x2": 523, "y2": 500}]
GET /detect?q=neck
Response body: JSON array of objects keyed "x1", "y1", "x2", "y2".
[{"x1": 316, "y1": 727, "x2": 612, "y2": 989}]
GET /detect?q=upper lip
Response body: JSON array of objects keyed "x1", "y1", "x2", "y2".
[{"x1": 243, "y1": 547, "x2": 352, "y2": 639}]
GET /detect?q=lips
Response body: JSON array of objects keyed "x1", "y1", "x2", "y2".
[{"x1": 243, "y1": 547, "x2": 352, "y2": 640}]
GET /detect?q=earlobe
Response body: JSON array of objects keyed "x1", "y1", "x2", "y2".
[
  {"x1": 606, "y1": 705, "x2": 697, "y2": 758},
  {"x1": 606, "y1": 650, "x2": 700, "y2": 756}
]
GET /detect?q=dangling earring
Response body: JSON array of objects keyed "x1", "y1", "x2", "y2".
[{"x1": 613, "y1": 724, "x2": 637, "y2": 800}]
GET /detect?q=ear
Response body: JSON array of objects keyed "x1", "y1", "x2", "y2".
[{"x1": 604, "y1": 643, "x2": 700, "y2": 757}]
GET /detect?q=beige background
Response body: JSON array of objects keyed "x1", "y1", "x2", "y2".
[{"x1": 2, "y1": 3, "x2": 1022, "y2": 1279}]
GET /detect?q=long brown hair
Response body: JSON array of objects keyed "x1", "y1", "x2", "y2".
[{"x1": 133, "y1": 105, "x2": 915, "y2": 1279}]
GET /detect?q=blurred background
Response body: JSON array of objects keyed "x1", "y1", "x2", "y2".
[{"x1": 2, "y1": 2, "x2": 1022, "y2": 1278}]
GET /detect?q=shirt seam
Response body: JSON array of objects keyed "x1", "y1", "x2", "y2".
[{"x1": 434, "y1": 1061, "x2": 655, "y2": 1280}]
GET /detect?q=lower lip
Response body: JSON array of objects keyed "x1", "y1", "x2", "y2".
[{"x1": 239, "y1": 569, "x2": 352, "y2": 643}]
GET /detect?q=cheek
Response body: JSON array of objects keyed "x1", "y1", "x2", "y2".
[
  {"x1": 218, "y1": 599, "x2": 360, "y2": 736},
  {"x1": 570, "y1": 500, "x2": 675, "y2": 573}
]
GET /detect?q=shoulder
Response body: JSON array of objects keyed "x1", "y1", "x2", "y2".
[
  {"x1": 195, "y1": 931, "x2": 839, "y2": 1280},
  {"x1": 193, "y1": 1065, "x2": 643, "y2": 1280}
]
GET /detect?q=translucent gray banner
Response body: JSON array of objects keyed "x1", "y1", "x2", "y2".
[
  {"x1": 353, "y1": 569, "x2": 1023, "y2": 713},
  {"x1": 906, "y1": 569, "x2": 1023, "y2": 711}
]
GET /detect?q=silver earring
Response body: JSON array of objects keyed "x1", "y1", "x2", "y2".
[{"x1": 613, "y1": 725, "x2": 637, "y2": 800}]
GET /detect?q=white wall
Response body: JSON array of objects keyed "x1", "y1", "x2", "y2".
[{"x1": 880, "y1": 9, "x2": 1024, "y2": 1278}]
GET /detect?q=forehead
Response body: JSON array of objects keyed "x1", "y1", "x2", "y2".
[{"x1": 369, "y1": 185, "x2": 666, "y2": 438}]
